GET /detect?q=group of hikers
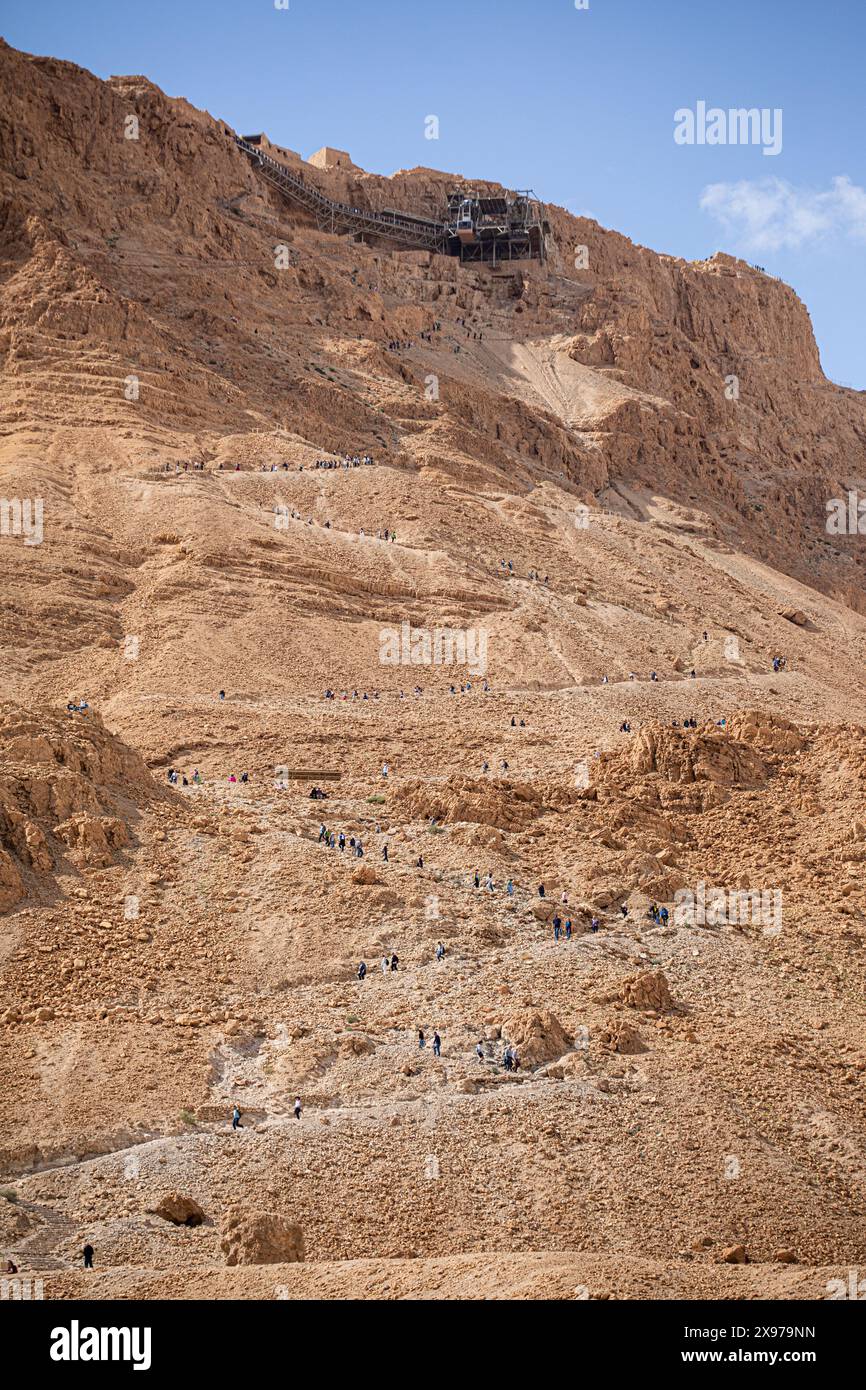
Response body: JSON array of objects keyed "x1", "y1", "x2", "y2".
[
  {"x1": 454, "y1": 316, "x2": 485, "y2": 343},
  {"x1": 168, "y1": 768, "x2": 203, "y2": 786},
  {"x1": 472, "y1": 869, "x2": 514, "y2": 894},
  {"x1": 232, "y1": 1099, "x2": 301, "y2": 1129},
  {"x1": 617, "y1": 669, "x2": 697, "y2": 682},
  {"x1": 274, "y1": 505, "x2": 402, "y2": 540},
  {"x1": 323, "y1": 689, "x2": 381, "y2": 700},
  {"x1": 549, "y1": 910, "x2": 602, "y2": 940},
  {"x1": 65, "y1": 698, "x2": 90, "y2": 716},
  {"x1": 387, "y1": 324, "x2": 443, "y2": 352},
  {"x1": 476, "y1": 1039, "x2": 519, "y2": 1070},
  {"x1": 618, "y1": 715, "x2": 728, "y2": 736},
  {"x1": 319, "y1": 824, "x2": 366, "y2": 858},
  {"x1": 366, "y1": 954, "x2": 399, "y2": 974},
  {"x1": 310, "y1": 454, "x2": 375, "y2": 469},
  {"x1": 358, "y1": 527, "x2": 397, "y2": 541},
  {"x1": 276, "y1": 507, "x2": 333, "y2": 528},
  {"x1": 174, "y1": 452, "x2": 377, "y2": 479},
  {"x1": 168, "y1": 768, "x2": 250, "y2": 787},
  {"x1": 498, "y1": 559, "x2": 550, "y2": 584},
  {"x1": 449, "y1": 680, "x2": 491, "y2": 694}
]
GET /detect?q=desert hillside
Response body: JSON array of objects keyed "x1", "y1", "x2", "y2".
[{"x1": 0, "y1": 39, "x2": 864, "y2": 1301}]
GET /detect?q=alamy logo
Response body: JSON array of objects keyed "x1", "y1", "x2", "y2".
[
  {"x1": 1, "y1": 1277, "x2": 44, "y2": 1300},
  {"x1": 49, "y1": 1321, "x2": 152, "y2": 1370},
  {"x1": 826, "y1": 1269, "x2": 866, "y2": 1300},
  {"x1": 826, "y1": 491, "x2": 866, "y2": 535},
  {"x1": 379, "y1": 621, "x2": 488, "y2": 676},
  {"x1": 674, "y1": 102, "x2": 782, "y2": 157},
  {"x1": 674, "y1": 881, "x2": 782, "y2": 935},
  {"x1": 0, "y1": 498, "x2": 43, "y2": 546}
]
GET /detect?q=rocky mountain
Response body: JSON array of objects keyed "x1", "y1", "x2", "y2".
[{"x1": 0, "y1": 39, "x2": 864, "y2": 1300}]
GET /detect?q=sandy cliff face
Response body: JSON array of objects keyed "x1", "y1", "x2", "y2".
[
  {"x1": 1, "y1": 38, "x2": 864, "y2": 614},
  {"x1": 0, "y1": 40, "x2": 865, "y2": 1299}
]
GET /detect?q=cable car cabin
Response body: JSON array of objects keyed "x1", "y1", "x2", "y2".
[{"x1": 456, "y1": 199, "x2": 476, "y2": 243}]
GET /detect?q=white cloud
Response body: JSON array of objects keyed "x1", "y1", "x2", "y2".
[{"x1": 699, "y1": 175, "x2": 866, "y2": 251}]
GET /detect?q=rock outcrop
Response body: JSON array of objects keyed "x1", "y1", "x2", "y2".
[
  {"x1": 500, "y1": 1007, "x2": 572, "y2": 1068},
  {"x1": 219, "y1": 1207, "x2": 305, "y2": 1266}
]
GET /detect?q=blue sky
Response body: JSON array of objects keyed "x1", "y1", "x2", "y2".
[{"x1": 3, "y1": 0, "x2": 864, "y2": 386}]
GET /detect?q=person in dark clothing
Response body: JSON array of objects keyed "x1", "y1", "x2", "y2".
[{"x1": 83, "y1": 1244, "x2": 94, "y2": 1269}]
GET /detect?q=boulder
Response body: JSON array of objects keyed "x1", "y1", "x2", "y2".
[
  {"x1": 219, "y1": 1206, "x2": 304, "y2": 1265},
  {"x1": 500, "y1": 1006, "x2": 571, "y2": 1068},
  {"x1": 721, "y1": 1244, "x2": 748, "y2": 1264},
  {"x1": 152, "y1": 1192, "x2": 206, "y2": 1227},
  {"x1": 53, "y1": 812, "x2": 129, "y2": 868},
  {"x1": 597, "y1": 1018, "x2": 647, "y2": 1054},
  {"x1": 618, "y1": 970, "x2": 673, "y2": 1012},
  {"x1": 351, "y1": 865, "x2": 383, "y2": 885}
]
